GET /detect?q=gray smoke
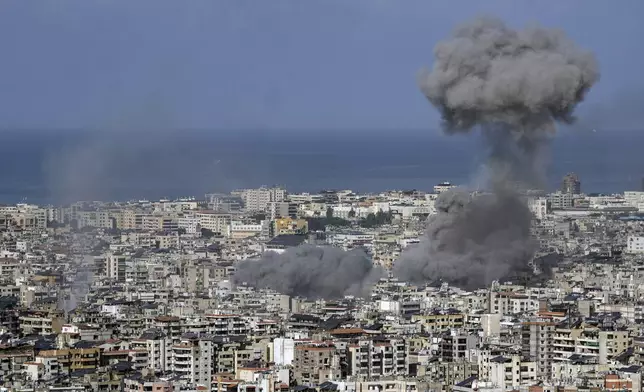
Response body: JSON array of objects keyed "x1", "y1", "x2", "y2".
[
  {"x1": 418, "y1": 16, "x2": 599, "y2": 185},
  {"x1": 59, "y1": 250, "x2": 95, "y2": 316},
  {"x1": 419, "y1": 16, "x2": 598, "y2": 137},
  {"x1": 233, "y1": 245, "x2": 383, "y2": 299},
  {"x1": 394, "y1": 17, "x2": 598, "y2": 289},
  {"x1": 394, "y1": 187, "x2": 538, "y2": 290}
]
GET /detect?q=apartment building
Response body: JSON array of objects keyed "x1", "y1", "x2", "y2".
[
  {"x1": 170, "y1": 335, "x2": 213, "y2": 388},
  {"x1": 123, "y1": 371, "x2": 173, "y2": 392},
  {"x1": 0, "y1": 204, "x2": 47, "y2": 230},
  {"x1": 19, "y1": 311, "x2": 64, "y2": 336},
  {"x1": 77, "y1": 210, "x2": 113, "y2": 229},
  {"x1": 205, "y1": 314, "x2": 249, "y2": 336},
  {"x1": 141, "y1": 214, "x2": 178, "y2": 232},
  {"x1": 521, "y1": 321, "x2": 556, "y2": 379},
  {"x1": 627, "y1": 236, "x2": 644, "y2": 254},
  {"x1": 552, "y1": 323, "x2": 631, "y2": 365},
  {"x1": 0, "y1": 349, "x2": 33, "y2": 380},
  {"x1": 293, "y1": 344, "x2": 341, "y2": 385},
  {"x1": 0, "y1": 258, "x2": 20, "y2": 280},
  {"x1": 130, "y1": 330, "x2": 170, "y2": 371},
  {"x1": 347, "y1": 338, "x2": 407, "y2": 378},
  {"x1": 484, "y1": 355, "x2": 537, "y2": 389},
  {"x1": 240, "y1": 187, "x2": 287, "y2": 212},
  {"x1": 488, "y1": 291, "x2": 540, "y2": 314},
  {"x1": 411, "y1": 312, "x2": 465, "y2": 333},
  {"x1": 440, "y1": 332, "x2": 478, "y2": 362},
  {"x1": 266, "y1": 201, "x2": 298, "y2": 220},
  {"x1": 194, "y1": 211, "x2": 232, "y2": 234},
  {"x1": 229, "y1": 220, "x2": 269, "y2": 239},
  {"x1": 38, "y1": 347, "x2": 101, "y2": 374},
  {"x1": 272, "y1": 218, "x2": 308, "y2": 236},
  {"x1": 106, "y1": 253, "x2": 128, "y2": 282},
  {"x1": 110, "y1": 209, "x2": 138, "y2": 230}
]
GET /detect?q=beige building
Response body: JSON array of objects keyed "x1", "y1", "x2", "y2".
[
  {"x1": 411, "y1": 313, "x2": 465, "y2": 333},
  {"x1": 293, "y1": 344, "x2": 341, "y2": 385},
  {"x1": 552, "y1": 323, "x2": 631, "y2": 365},
  {"x1": 19, "y1": 311, "x2": 64, "y2": 336},
  {"x1": 77, "y1": 210, "x2": 113, "y2": 229},
  {"x1": 239, "y1": 187, "x2": 287, "y2": 212}
]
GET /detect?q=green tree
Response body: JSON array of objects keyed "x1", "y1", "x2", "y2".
[
  {"x1": 348, "y1": 209, "x2": 356, "y2": 218},
  {"x1": 326, "y1": 207, "x2": 334, "y2": 219}
]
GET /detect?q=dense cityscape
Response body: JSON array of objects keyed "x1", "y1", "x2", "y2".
[
  {"x1": 2, "y1": 176, "x2": 644, "y2": 391},
  {"x1": 3, "y1": 1, "x2": 644, "y2": 391}
]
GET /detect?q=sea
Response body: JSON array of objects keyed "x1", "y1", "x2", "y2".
[{"x1": 1, "y1": 128, "x2": 643, "y2": 205}]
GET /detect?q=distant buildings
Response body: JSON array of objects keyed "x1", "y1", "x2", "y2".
[
  {"x1": 434, "y1": 182, "x2": 456, "y2": 194},
  {"x1": 237, "y1": 187, "x2": 287, "y2": 212},
  {"x1": 5, "y1": 182, "x2": 644, "y2": 391},
  {"x1": 562, "y1": 172, "x2": 581, "y2": 194}
]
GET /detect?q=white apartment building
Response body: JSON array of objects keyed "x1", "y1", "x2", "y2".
[
  {"x1": 178, "y1": 214, "x2": 200, "y2": 234},
  {"x1": 627, "y1": 236, "x2": 644, "y2": 254},
  {"x1": 240, "y1": 187, "x2": 286, "y2": 212},
  {"x1": 180, "y1": 211, "x2": 232, "y2": 235},
  {"x1": 625, "y1": 191, "x2": 644, "y2": 209},
  {"x1": 332, "y1": 205, "x2": 374, "y2": 219},
  {"x1": 528, "y1": 197, "x2": 549, "y2": 220},
  {"x1": 478, "y1": 354, "x2": 537, "y2": 391},
  {"x1": 347, "y1": 339, "x2": 407, "y2": 378},
  {"x1": 171, "y1": 336, "x2": 213, "y2": 387},
  {"x1": 106, "y1": 253, "x2": 127, "y2": 282},
  {"x1": 130, "y1": 332, "x2": 170, "y2": 372},
  {"x1": 229, "y1": 220, "x2": 269, "y2": 239},
  {"x1": 488, "y1": 292, "x2": 540, "y2": 315},
  {"x1": 273, "y1": 338, "x2": 295, "y2": 366}
]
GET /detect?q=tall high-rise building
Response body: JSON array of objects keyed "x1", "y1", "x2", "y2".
[{"x1": 561, "y1": 172, "x2": 581, "y2": 194}]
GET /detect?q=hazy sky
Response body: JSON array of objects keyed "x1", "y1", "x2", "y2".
[{"x1": 1, "y1": 0, "x2": 643, "y2": 131}]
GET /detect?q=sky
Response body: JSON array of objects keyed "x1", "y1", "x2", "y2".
[{"x1": 1, "y1": 0, "x2": 643, "y2": 131}]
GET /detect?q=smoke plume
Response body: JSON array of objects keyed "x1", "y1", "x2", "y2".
[
  {"x1": 418, "y1": 16, "x2": 599, "y2": 185},
  {"x1": 233, "y1": 245, "x2": 382, "y2": 299},
  {"x1": 394, "y1": 17, "x2": 598, "y2": 289},
  {"x1": 394, "y1": 187, "x2": 537, "y2": 290}
]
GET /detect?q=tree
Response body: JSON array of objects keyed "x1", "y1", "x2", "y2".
[
  {"x1": 348, "y1": 209, "x2": 356, "y2": 218},
  {"x1": 359, "y1": 210, "x2": 393, "y2": 228},
  {"x1": 326, "y1": 207, "x2": 334, "y2": 219}
]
